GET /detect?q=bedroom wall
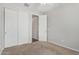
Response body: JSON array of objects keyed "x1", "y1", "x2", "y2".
[{"x1": 47, "y1": 3, "x2": 79, "y2": 51}]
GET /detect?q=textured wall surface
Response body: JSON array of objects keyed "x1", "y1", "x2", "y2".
[{"x1": 47, "y1": 4, "x2": 79, "y2": 51}]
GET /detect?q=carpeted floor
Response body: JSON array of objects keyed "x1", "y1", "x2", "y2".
[{"x1": 1, "y1": 41, "x2": 79, "y2": 55}]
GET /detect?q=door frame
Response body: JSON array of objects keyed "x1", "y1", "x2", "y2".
[
  {"x1": 32, "y1": 14, "x2": 39, "y2": 42},
  {"x1": 32, "y1": 14, "x2": 47, "y2": 42}
]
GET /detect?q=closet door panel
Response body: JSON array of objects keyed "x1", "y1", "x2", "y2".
[
  {"x1": 18, "y1": 11, "x2": 29, "y2": 45},
  {"x1": 5, "y1": 8, "x2": 18, "y2": 48}
]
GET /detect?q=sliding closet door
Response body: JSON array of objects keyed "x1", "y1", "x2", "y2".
[
  {"x1": 39, "y1": 15, "x2": 47, "y2": 41},
  {"x1": 5, "y1": 8, "x2": 18, "y2": 48},
  {"x1": 0, "y1": 7, "x2": 5, "y2": 49},
  {"x1": 18, "y1": 11, "x2": 29, "y2": 45},
  {"x1": 0, "y1": 7, "x2": 2, "y2": 49}
]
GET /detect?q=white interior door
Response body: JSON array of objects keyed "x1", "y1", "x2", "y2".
[
  {"x1": 39, "y1": 15, "x2": 47, "y2": 41},
  {"x1": 18, "y1": 11, "x2": 29, "y2": 45},
  {"x1": 5, "y1": 8, "x2": 17, "y2": 48}
]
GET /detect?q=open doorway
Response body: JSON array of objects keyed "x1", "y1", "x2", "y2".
[{"x1": 32, "y1": 15, "x2": 39, "y2": 42}]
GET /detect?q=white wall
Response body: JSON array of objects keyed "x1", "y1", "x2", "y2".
[{"x1": 47, "y1": 3, "x2": 79, "y2": 51}]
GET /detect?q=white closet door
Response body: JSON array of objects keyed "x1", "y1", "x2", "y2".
[
  {"x1": 0, "y1": 7, "x2": 2, "y2": 49},
  {"x1": 5, "y1": 8, "x2": 17, "y2": 48},
  {"x1": 39, "y1": 15, "x2": 47, "y2": 41},
  {"x1": 18, "y1": 11, "x2": 29, "y2": 45}
]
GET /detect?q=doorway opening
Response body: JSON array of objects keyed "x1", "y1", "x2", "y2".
[{"x1": 32, "y1": 15, "x2": 39, "y2": 42}]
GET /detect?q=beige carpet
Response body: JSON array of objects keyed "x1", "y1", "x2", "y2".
[{"x1": 1, "y1": 41, "x2": 79, "y2": 55}]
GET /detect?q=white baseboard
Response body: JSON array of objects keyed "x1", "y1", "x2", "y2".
[{"x1": 48, "y1": 40, "x2": 79, "y2": 52}]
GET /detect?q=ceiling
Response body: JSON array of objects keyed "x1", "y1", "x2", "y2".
[
  {"x1": 24, "y1": 3, "x2": 59, "y2": 12},
  {"x1": 0, "y1": 3, "x2": 59, "y2": 14}
]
